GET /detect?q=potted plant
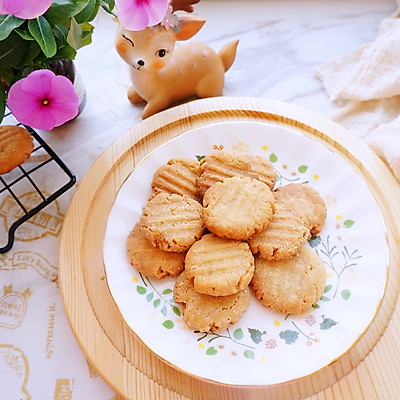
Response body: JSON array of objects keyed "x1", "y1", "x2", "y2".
[{"x1": 0, "y1": 0, "x2": 115, "y2": 130}]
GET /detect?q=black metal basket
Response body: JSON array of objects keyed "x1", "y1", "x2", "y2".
[{"x1": 0, "y1": 110, "x2": 76, "y2": 253}]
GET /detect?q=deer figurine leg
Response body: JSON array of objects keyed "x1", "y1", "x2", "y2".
[
  {"x1": 128, "y1": 86, "x2": 144, "y2": 104},
  {"x1": 142, "y1": 96, "x2": 173, "y2": 119}
]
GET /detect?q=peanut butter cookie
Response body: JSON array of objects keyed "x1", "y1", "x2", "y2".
[
  {"x1": 151, "y1": 158, "x2": 201, "y2": 201},
  {"x1": 0, "y1": 125, "x2": 34, "y2": 174},
  {"x1": 174, "y1": 270, "x2": 250, "y2": 332},
  {"x1": 274, "y1": 183, "x2": 327, "y2": 235},
  {"x1": 126, "y1": 223, "x2": 185, "y2": 279},
  {"x1": 197, "y1": 150, "x2": 276, "y2": 197},
  {"x1": 251, "y1": 247, "x2": 326, "y2": 314},
  {"x1": 185, "y1": 233, "x2": 255, "y2": 296},
  {"x1": 140, "y1": 192, "x2": 205, "y2": 252},
  {"x1": 203, "y1": 176, "x2": 275, "y2": 240},
  {"x1": 247, "y1": 204, "x2": 311, "y2": 261}
]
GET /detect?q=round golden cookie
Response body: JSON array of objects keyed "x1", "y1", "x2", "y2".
[
  {"x1": 173, "y1": 270, "x2": 250, "y2": 332},
  {"x1": 0, "y1": 125, "x2": 34, "y2": 174},
  {"x1": 126, "y1": 223, "x2": 185, "y2": 279},
  {"x1": 151, "y1": 158, "x2": 200, "y2": 201},
  {"x1": 202, "y1": 176, "x2": 275, "y2": 240},
  {"x1": 139, "y1": 192, "x2": 205, "y2": 253},
  {"x1": 242, "y1": 153, "x2": 277, "y2": 190},
  {"x1": 247, "y1": 204, "x2": 311, "y2": 261},
  {"x1": 197, "y1": 150, "x2": 259, "y2": 197},
  {"x1": 274, "y1": 183, "x2": 327, "y2": 235},
  {"x1": 251, "y1": 247, "x2": 327, "y2": 314},
  {"x1": 185, "y1": 233, "x2": 255, "y2": 296}
]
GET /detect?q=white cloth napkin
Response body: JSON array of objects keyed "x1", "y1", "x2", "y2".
[{"x1": 315, "y1": 3, "x2": 400, "y2": 182}]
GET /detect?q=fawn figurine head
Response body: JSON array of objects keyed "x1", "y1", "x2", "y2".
[
  {"x1": 115, "y1": 0, "x2": 238, "y2": 119},
  {"x1": 116, "y1": 14, "x2": 205, "y2": 74}
]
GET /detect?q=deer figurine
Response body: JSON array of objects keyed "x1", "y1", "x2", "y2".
[{"x1": 115, "y1": 1, "x2": 239, "y2": 119}]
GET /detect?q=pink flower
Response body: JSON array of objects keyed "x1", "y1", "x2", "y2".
[
  {"x1": 0, "y1": 0, "x2": 52, "y2": 19},
  {"x1": 7, "y1": 69, "x2": 79, "y2": 131},
  {"x1": 116, "y1": 0, "x2": 169, "y2": 31}
]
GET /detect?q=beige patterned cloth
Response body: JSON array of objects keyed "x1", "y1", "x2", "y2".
[{"x1": 315, "y1": 3, "x2": 400, "y2": 182}]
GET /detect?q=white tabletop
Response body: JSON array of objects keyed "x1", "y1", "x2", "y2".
[{"x1": 0, "y1": 1, "x2": 397, "y2": 399}]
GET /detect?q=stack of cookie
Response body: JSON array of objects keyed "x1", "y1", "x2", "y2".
[{"x1": 126, "y1": 150, "x2": 327, "y2": 333}]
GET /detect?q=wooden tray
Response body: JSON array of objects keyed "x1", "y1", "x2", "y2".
[{"x1": 59, "y1": 97, "x2": 400, "y2": 400}]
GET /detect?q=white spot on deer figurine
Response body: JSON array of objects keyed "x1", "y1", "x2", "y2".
[{"x1": 115, "y1": 1, "x2": 239, "y2": 119}]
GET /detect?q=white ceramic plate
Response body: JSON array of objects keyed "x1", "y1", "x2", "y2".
[{"x1": 103, "y1": 121, "x2": 388, "y2": 386}]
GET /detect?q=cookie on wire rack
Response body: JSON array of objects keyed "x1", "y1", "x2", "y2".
[{"x1": 0, "y1": 125, "x2": 34, "y2": 175}]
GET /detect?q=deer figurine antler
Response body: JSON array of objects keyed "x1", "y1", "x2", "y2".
[
  {"x1": 170, "y1": 0, "x2": 200, "y2": 13},
  {"x1": 115, "y1": 0, "x2": 238, "y2": 119}
]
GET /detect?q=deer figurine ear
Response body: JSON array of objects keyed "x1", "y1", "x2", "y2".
[{"x1": 175, "y1": 15, "x2": 206, "y2": 41}]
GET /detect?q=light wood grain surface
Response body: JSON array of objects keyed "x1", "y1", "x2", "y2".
[{"x1": 58, "y1": 97, "x2": 400, "y2": 400}]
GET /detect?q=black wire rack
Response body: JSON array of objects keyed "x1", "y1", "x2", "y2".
[{"x1": 0, "y1": 109, "x2": 76, "y2": 253}]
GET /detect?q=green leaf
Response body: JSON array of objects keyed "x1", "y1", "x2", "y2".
[
  {"x1": 53, "y1": 24, "x2": 69, "y2": 42},
  {"x1": 146, "y1": 292, "x2": 153, "y2": 302},
  {"x1": 279, "y1": 329, "x2": 299, "y2": 345},
  {"x1": 172, "y1": 305, "x2": 181, "y2": 316},
  {"x1": 16, "y1": 41, "x2": 41, "y2": 68},
  {"x1": 308, "y1": 235, "x2": 321, "y2": 248},
  {"x1": 28, "y1": 16, "x2": 57, "y2": 58},
  {"x1": 341, "y1": 289, "x2": 351, "y2": 301},
  {"x1": 53, "y1": 45, "x2": 77, "y2": 61},
  {"x1": 320, "y1": 315, "x2": 338, "y2": 330},
  {"x1": 269, "y1": 153, "x2": 278, "y2": 163},
  {"x1": 196, "y1": 155, "x2": 205, "y2": 162},
  {"x1": 153, "y1": 298, "x2": 161, "y2": 308},
  {"x1": 298, "y1": 165, "x2": 308, "y2": 173},
  {"x1": 136, "y1": 286, "x2": 146, "y2": 295},
  {"x1": 320, "y1": 296, "x2": 330, "y2": 302},
  {"x1": 248, "y1": 328, "x2": 266, "y2": 344},
  {"x1": 80, "y1": 23, "x2": 95, "y2": 47},
  {"x1": 67, "y1": 17, "x2": 83, "y2": 50},
  {"x1": 44, "y1": 0, "x2": 90, "y2": 25},
  {"x1": 15, "y1": 26, "x2": 34, "y2": 41},
  {"x1": 75, "y1": 0, "x2": 100, "y2": 23},
  {"x1": 344, "y1": 219, "x2": 355, "y2": 228},
  {"x1": 0, "y1": 31, "x2": 29, "y2": 70},
  {"x1": 162, "y1": 288, "x2": 173, "y2": 295},
  {"x1": 243, "y1": 350, "x2": 255, "y2": 359},
  {"x1": 312, "y1": 303, "x2": 320, "y2": 309},
  {"x1": 100, "y1": 0, "x2": 115, "y2": 15},
  {"x1": 0, "y1": 15, "x2": 24, "y2": 41},
  {"x1": 233, "y1": 328, "x2": 244, "y2": 340},
  {"x1": 162, "y1": 320, "x2": 174, "y2": 329},
  {"x1": 324, "y1": 284, "x2": 332, "y2": 293},
  {"x1": 206, "y1": 346, "x2": 218, "y2": 355},
  {"x1": 161, "y1": 305, "x2": 167, "y2": 316}
]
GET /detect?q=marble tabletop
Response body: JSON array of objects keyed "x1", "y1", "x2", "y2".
[{"x1": 0, "y1": 1, "x2": 398, "y2": 399}]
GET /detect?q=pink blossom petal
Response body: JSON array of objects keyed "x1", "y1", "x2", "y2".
[
  {"x1": 0, "y1": 0, "x2": 23, "y2": 16},
  {"x1": 7, "y1": 69, "x2": 79, "y2": 131},
  {"x1": 47, "y1": 75, "x2": 79, "y2": 126},
  {"x1": 116, "y1": 0, "x2": 149, "y2": 31},
  {"x1": 20, "y1": 69, "x2": 53, "y2": 99},
  {"x1": 116, "y1": 0, "x2": 168, "y2": 31},
  {"x1": 0, "y1": 0, "x2": 52, "y2": 19},
  {"x1": 22, "y1": 107, "x2": 57, "y2": 131},
  {"x1": 7, "y1": 79, "x2": 41, "y2": 121},
  {"x1": 143, "y1": 0, "x2": 169, "y2": 26}
]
